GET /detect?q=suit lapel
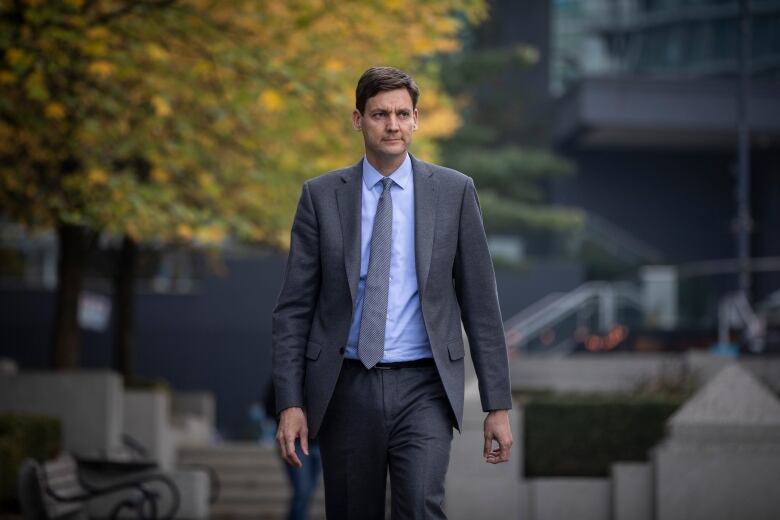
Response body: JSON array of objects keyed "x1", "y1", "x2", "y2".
[
  {"x1": 411, "y1": 155, "x2": 436, "y2": 296},
  {"x1": 336, "y1": 160, "x2": 363, "y2": 310}
]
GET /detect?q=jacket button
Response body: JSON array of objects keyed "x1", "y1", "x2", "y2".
[{"x1": 339, "y1": 347, "x2": 345, "y2": 355}]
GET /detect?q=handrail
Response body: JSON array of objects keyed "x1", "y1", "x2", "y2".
[
  {"x1": 503, "y1": 292, "x2": 563, "y2": 330},
  {"x1": 505, "y1": 281, "x2": 605, "y2": 335},
  {"x1": 505, "y1": 281, "x2": 642, "y2": 353}
]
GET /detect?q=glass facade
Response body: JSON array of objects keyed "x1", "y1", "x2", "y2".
[{"x1": 551, "y1": 0, "x2": 780, "y2": 94}]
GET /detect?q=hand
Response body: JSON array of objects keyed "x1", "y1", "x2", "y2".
[
  {"x1": 483, "y1": 409, "x2": 513, "y2": 464},
  {"x1": 276, "y1": 407, "x2": 309, "y2": 468}
]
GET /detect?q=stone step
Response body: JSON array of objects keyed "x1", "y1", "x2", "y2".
[
  {"x1": 210, "y1": 471, "x2": 289, "y2": 488},
  {"x1": 210, "y1": 512, "x2": 325, "y2": 520},
  {"x1": 210, "y1": 489, "x2": 325, "y2": 514},
  {"x1": 210, "y1": 501, "x2": 326, "y2": 520},
  {"x1": 184, "y1": 461, "x2": 282, "y2": 475},
  {"x1": 179, "y1": 442, "x2": 276, "y2": 456},
  {"x1": 181, "y1": 441, "x2": 273, "y2": 453},
  {"x1": 179, "y1": 452, "x2": 280, "y2": 469},
  {"x1": 178, "y1": 442, "x2": 326, "y2": 520},
  {"x1": 215, "y1": 485, "x2": 324, "y2": 502}
]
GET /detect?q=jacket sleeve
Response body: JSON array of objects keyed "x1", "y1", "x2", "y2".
[
  {"x1": 452, "y1": 177, "x2": 512, "y2": 411},
  {"x1": 271, "y1": 181, "x2": 321, "y2": 414}
]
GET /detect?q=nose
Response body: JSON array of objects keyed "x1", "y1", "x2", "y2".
[{"x1": 386, "y1": 114, "x2": 400, "y2": 131}]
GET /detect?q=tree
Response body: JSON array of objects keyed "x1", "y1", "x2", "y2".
[
  {"x1": 0, "y1": 0, "x2": 485, "y2": 371},
  {"x1": 438, "y1": 43, "x2": 583, "y2": 264}
]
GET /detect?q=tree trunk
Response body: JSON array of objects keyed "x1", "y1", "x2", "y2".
[
  {"x1": 113, "y1": 235, "x2": 138, "y2": 381},
  {"x1": 52, "y1": 224, "x2": 90, "y2": 369}
]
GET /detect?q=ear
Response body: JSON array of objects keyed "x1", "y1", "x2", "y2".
[
  {"x1": 352, "y1": 109, "x2": 362, "y2": 131},
  {"x1": 412, "y1": 108, "x2": 419, "y2": 131}
]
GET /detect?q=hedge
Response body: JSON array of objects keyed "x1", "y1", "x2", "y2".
[
  {"x1": 0, "y1": 413, "x2": 61, "y2": 512},
  {"x1": 522, "y1": 393, "x2": 683, "y2": 477}
]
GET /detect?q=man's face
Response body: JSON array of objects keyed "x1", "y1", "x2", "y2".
[{"x1": 353, "y1": 88, "x2": 418, "y2": 163}]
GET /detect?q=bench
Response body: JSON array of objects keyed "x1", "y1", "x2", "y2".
[{"x1": 18, "y1": 452, "x2": 180, "y2": 519}]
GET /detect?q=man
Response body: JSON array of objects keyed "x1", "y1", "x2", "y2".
[{"x1": 272, "y1": 66, "x2": 512, "y2": 520}]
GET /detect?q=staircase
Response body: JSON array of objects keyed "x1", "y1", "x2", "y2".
[{"x1": 178, "y1": 442, "x2": 325, "y2": 520}]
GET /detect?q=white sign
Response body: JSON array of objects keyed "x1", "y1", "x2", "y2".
[{"x1": 78, "y1": 292, "x2": 112, "y2": 332}]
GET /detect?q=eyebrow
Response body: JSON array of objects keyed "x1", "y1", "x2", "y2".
[{"x1": 370, "y1": 108, "x2": 412, "y2": 114}]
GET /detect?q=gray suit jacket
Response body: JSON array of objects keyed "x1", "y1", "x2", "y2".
[{"x1": 272, "y1": 155, "x2": 511, "y2": 437}]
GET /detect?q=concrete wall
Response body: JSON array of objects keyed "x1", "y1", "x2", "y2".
[
  {"x1": 514, "y1": 358, "x2": 780, "y2": 520},
  {"x1": 611, "y1": 463, "x2": 652, "y2": 520},
  {"x1": 654, "y1": 443, "x2": 780, "y2": 520},
  {"x1": 170, "y1": 391, "x2": 216, "y2": 446},
  {"x1": 511, "y1": 352, "x2": 688, "y2": 393},
  {"x1": 653, "y1": 364, "x2": 780, "y2": 520},
  {"x1": 511, "y1": 351, "x2": 780, "y2": 394},
  {"x1": 0, "y1": 370, "x2": 123, "y2": 456},
  {"x1": 124, "y1": 389, "x2": 175, "y2": 470},
  {"x1": 740, "y1": 357, "x2": 780, "y2": 394},
  {"x1": 519, "y1": 467, "x2": 654, "y2": 520},
  {"x1": 525, "y1": 478, "x2": 611, "y2": 520},
  {"x1": 171, "y1": 391, "x2": 215, "y2": 425}
]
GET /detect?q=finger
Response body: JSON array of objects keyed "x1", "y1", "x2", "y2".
[
  {"x1": 488, "y1": 444, "x2": 509, "y2": 463},
  {"x1": 483, "y1": 433, "x2": 493, "y2": 459},
  {"x1": 301, "y1": 433, "x2": 309, "y2": 457},
  {"x1": 286, "y1": 436, "x2": 302, "y2": 468},
  {"x1": 486, "y1": 447, "x2": 505, "y2": 464},
  {"x1": 276, "y1": 432, "x2": 286, "y2": 458},
  {"x1": 289, "y1": 451, "x2": 302, "y2": 468},
  {"x1": 499, "y1": 439, "x2": 511, "y2": 462},
  {"x1": 276, "y1": 433, "x2": 287, "y2": 462},
  {"x1": 280, "y1": 441, "x2": 292, "y2": 465}
]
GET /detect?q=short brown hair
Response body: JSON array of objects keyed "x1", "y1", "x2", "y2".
[{"x1": 355, "y1": 66, "x2": 420, "y2": 114}]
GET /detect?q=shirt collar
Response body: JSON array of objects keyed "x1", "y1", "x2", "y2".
[{"x1": 362, "y1": 153, "x2": 411, "y2": 191}]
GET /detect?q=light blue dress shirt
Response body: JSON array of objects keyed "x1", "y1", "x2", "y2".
[{"x1": 344, "y1": 154, "x2": 432, "y2": 362}]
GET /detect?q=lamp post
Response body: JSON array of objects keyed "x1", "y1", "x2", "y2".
[{"x1": 735, "y1": 0, "x2": 752, "y2": 299}]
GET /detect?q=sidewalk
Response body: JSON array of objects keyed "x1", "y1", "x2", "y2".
[{"x1": 445, "y1": 336, "x2": 520, "y2": 519}]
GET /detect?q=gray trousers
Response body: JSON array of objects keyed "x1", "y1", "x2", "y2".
[{"x1": 318, "y1": 360, "x2": 455, "y2": 520}]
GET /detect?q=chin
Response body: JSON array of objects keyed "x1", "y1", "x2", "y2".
[{"x1": 381, "y1": 142, "x2": 407, "y2": 153}]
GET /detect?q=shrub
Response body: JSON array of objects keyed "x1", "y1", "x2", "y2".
[
  {"x1": 522, "y1": 393, "x2": 682, "y2": 477},
  {"x1": 0, "y1": 413, "x2": 61, "y2": 512}
]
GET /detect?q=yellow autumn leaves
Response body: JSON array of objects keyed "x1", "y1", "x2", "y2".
[
  {"x1": 87, "y1": 61, "x2": 115, "y2": 79},
  {"x1": 45, "y1": 102, "x2": 66, "y2": 120},
  {"x1": 259, "y1": 90, "x2": 284, "y2": 113},
  {"x1": 151, "y1": 96, "x2": 172, "y2": 117},
  {"x1": 1, "y1": 0, "x2": 486, "y2": 248}
]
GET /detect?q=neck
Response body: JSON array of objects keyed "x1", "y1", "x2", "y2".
[{"x1": 365, "y1": 152, "x2": 406, "y2": 177}]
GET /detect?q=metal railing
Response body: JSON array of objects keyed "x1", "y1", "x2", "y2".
[{"x1": 505, "y1": 281, "x2": 643, "y2": 356}]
